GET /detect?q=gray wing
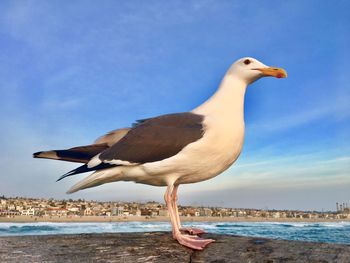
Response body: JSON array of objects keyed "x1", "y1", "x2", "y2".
[{"x1": 96, "y1": 112, "x2": 204, "y2": 165}]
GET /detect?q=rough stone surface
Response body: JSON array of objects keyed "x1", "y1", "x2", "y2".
[{"x1": 0, "y1": 232, "x2": 349, "y2": 263}]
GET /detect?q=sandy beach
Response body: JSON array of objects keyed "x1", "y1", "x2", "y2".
[{"x1": 1, "y1": 215, "x2": 349, "y2": 223}]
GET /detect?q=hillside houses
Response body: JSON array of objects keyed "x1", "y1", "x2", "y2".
[{"x1": 0, "y1": 196, "x2": 349, "y2": 220}]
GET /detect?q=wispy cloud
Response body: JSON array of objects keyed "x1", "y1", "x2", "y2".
[
  {"x1": 249, "y1": 97, "x2": 350, "y2": 133},
  {"x1": 226, "y1": 155, "x2": 350, "y2": 189}
]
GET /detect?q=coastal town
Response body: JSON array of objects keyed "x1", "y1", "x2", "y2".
[{"x1": 0, "y1": 196, "x2": 349, "y2": 220}]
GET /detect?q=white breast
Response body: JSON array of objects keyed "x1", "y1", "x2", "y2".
[{"x1": 176, "y1": 114, "x2": 245, "y2": 184}]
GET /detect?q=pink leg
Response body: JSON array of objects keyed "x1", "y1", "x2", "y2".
[
  {"x1": 165, "y1": 185, "x2": 214, "y2": 250},
  {"x1": 172, "y1": 185, "x2": 205, "y2": 235},
  {"x1": 171, "y1": 185, "x2": 181, "y2": 229}
]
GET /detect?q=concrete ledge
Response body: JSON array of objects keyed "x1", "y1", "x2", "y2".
[{"x1": 1, "y1": 232, "x2": 349, "y2": 262}]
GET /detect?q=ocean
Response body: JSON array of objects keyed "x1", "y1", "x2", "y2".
[{"x1": 0, "y1": 221, "x2": 349, "y2": 244}]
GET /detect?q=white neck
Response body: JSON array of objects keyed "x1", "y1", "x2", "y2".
[{"x1": 192, "y1": 74, "x2": 247, "y2": 123}]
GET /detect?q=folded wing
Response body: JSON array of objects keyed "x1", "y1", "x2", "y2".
[
  {"x1": 33, "y1": 112, "x2": 204, "y2": 182},
  {"x1": 90, "y1": 112, "x2": 204, "y2": 167}
]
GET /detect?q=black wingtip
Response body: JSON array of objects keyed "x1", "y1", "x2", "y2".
[
  {"x1": 56, "y1": 164, "x2": 89, "y2": 182},
  {"x1": 56, "y1": 163, "x2": 115, "y2": 182},
  {"x1": 56, "y1": 170, "x2": 77, "y2": 182},
  {"x1": 33, "y1": 151, "x2": 42, "y2": 158},
  {"x1": 56, "y1": 172, "x2": 73, "y2": 182}
]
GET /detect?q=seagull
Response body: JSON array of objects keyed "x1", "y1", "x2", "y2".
[{"x1": 33, "y1": 57, "x2": 287, "y2": 250}]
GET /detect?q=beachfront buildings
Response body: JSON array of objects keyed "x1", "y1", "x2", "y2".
[{"x1": 1, "y1": 196, "x2": 349, "y2": 220}]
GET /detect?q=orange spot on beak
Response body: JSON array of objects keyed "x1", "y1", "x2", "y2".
[{"x1": 255, "y1": 67, "x2": 288, "y2": 78}]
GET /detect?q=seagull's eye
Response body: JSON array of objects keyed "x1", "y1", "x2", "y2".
[{"x1": 244, "y1": 59, "x2": 251, "y2": 65}]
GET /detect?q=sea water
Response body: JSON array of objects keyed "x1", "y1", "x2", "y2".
[{"x1": 0, "y1": 221, "x2": 349, "y2": 244}]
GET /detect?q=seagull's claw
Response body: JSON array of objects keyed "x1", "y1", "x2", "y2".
[
  {"x1": 180, "y1": 227, "x2": 205, "y2": 235},
  {"x1": 174, "y1": 233, "x2": 215, "y2": 250}
]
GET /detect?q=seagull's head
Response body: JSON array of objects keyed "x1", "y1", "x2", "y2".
[{"x1": 229, "y1": 57, "x2": 287, "y2": 85}]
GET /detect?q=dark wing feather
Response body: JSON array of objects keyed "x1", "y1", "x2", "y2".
[
  {"x1": 33, "y1": 128, "x2": 130, "y2": 164},
  {"x1": 56, "y1": 163, "x2": 116, "y2": 181},
  {"x1": 33, "y1": 143, "x2": 109, "y2": 163},
  {"x1": 99, "y1": 112, "x2": 204, "y2": 164}
]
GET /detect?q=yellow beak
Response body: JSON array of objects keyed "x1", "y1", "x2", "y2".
[{"x1": 254, "y1": 67, "x2": 288, "y2": 78}]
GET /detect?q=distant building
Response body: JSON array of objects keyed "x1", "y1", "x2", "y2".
[
  {"x1": 83, "y1": 207, "x2": 92, "y2": 216},
  {"x1": 272, "y1": 212, "x2": 280, "y2": 218},
  {"x1": 46, "y1": 208, "x2": 68, "y2": 216},
  {"x1": 158, "y1": 209, "x2": 169, "y2": 217},
  {"x1": 150, "y1": 211, "x2": 157, "y2": 217},
  {"x1": 8, "y1": 204, "x2": 16, "y2": 211},
  {"x1": 0, "y1": 210, "x2": 20, "y2": 216},
  {"x1": 199, "y1": 208, "x2": 212, "y2": 217},
  {"x1": 16, "y1": 205, "x2": 24, "y2": 212},
  {"x1": 135, "y1": 209, "x2": 141, "y2": 216},
  {"x1": 112, "y1": 206, "x2": 124, "y2": 216},
  {"x1": 67, "y1": 207, "x2": 80, "y2": 214},
  {"x1": 140, "y1": 208, "x2": 152, "y2": 216},
  {"x1": 21, "y1": 208, "x2": 37, "y2": 216}
]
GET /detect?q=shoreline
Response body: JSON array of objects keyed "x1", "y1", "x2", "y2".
[{"x1": 1, "y1": 215, "x2": 349, "y2": 223}]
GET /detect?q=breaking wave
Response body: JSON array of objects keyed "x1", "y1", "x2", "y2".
[{"x1": 0, "y1": 221, "x2": 349, "y2": 244}]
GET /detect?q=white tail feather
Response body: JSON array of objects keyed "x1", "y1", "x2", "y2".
[{"x1": 67, "y1": 167, "x2": 122, "y2": 194}]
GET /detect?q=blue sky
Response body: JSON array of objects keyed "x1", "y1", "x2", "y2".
[{"x1": 0, "y1": 1, "x2": 349, "y2": 210}]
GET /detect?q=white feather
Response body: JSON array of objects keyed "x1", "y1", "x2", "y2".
[{"x1": 87, "y1": 154, "x2": 102, "y2": 168}]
